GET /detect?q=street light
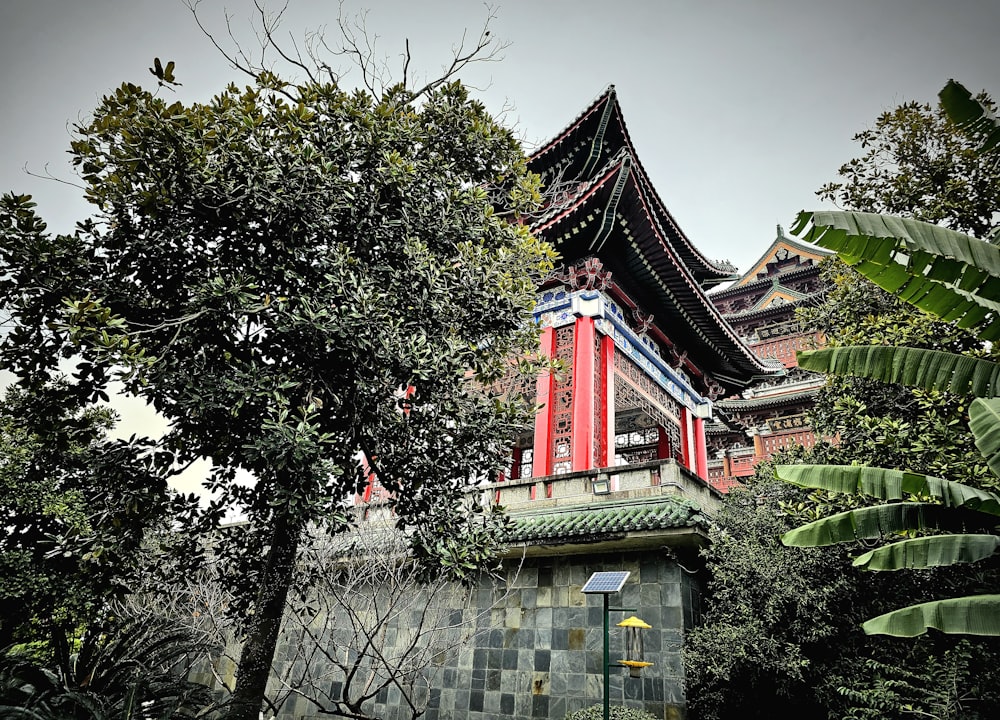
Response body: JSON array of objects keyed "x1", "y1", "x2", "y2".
[{"x1": 581, "y1": 571, "x2": 629, "y2": 720}]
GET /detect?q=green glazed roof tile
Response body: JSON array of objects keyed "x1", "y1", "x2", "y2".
[{"x1": 505, "y1": 496, "x2": 707, "y2": 544}]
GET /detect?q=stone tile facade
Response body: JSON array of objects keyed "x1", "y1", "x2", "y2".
[{"x1": 290, "y1": 550, "x2": 700, "y2": 720}]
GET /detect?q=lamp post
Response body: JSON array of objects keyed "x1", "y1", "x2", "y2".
[{"x1": 580, "y1": 572, "x2": 654, "y2": 720}]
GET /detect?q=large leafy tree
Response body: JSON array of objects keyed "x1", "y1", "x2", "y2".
[
  {"x1": 685, "y1": 81, "x2": 1000, "y2": 719},
  {"x1": 777, "y1": 207, "x2": 1000, "y2": 637},
  {"x1": 817, "y1": 84, "x2": 1000, "y2": 239},
  {"x1": 0, "y1": 61, "x2": 553, "y2": 720}
]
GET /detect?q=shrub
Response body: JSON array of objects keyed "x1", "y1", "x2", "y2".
[{"x1": 565, "y1": 704, "x2": 659, "y2": 720}]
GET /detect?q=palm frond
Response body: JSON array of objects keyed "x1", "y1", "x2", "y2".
[
  {"x1": 780, "y1": 502, "x2": 992, "y2": 547},
  {"x1": 792, "y1": 210, "x2": 1000, "y2": 340},
  {"x1": 940, "y1": 79, "x2": 1000, "y2": 153},
  {"x1": 861, "y1": 595, "x2": 1000, "y2": 637},
  {"x1": 970, "y1": 397, "x2": 1000, "y2": 478},
  {"x1": 775, "y1": 464, "x2": 1000, "y2": 515},
  {"x1": 853, "y1": 533, "x2": 1000, "y2": 570},
  {"x1": 797, "y1": 345, "x2": 1000, "y2": 397}
]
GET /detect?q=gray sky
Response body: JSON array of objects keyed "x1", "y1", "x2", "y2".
[
  {"x1": 2, "y1": 0, "x2": 998, "y2": 270},
  {"x1": 1, "y1": 0, "x2": 997, "y2": 489}
]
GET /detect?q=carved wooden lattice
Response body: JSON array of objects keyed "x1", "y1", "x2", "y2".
[
  {"x1": 550, "y1": 325, "x2": 576, "y2": 474},
  {"x1": 613, "y1": 353, "x2": 682, "y2": 461}
]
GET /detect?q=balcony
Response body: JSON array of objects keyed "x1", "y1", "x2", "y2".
[{"x1": 485, "y1": 458, "x2": 722, "y2": 514}]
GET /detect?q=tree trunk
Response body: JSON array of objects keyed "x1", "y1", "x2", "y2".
[{"x1": 224, "y1": 510, "x2": 302, "y2": 720}]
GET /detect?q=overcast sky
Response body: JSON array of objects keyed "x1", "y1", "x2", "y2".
[
  {"x1": 1, "y1": 0, "x2": 998, "y2": 483},
  {"x1": 3, "y1": 0, "x2": 998, "y2": 271}
]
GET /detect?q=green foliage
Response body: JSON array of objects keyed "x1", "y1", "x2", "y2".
[
  {"x1": 798, "y1": 260, "x2": 997, "y2": 490},
  {"x1": 686, "y1": 80, "x2": 1000, "y2": 718},
  {"x1": 0, "y1": 609, "x2": 215, "y2": 719},
  {"x1": 684, "y1": 478, "x2": 862, "y2": 719},
  {"x1": 1, "y1": 60, "x2": 555, "y2": 719},
  {"x1": 817, "y1": 86, "x2": 1000, "y2": 239},
  {"x1": 835, "y1": 642, "x2": 999, "y2": 720},
  {"x1": 778, "y1": 210, "x2": 1000, "y2": 636},
  {"x1": 776, "y1": 81, "x2": 1000, "y2": 638},
  {"x1": 685, "y1": 473, "x2": 1000, "y2": 720},
  {"x1": 563, "y1": 704, "x2": 658, "y2": 720},
  {"x1": 793, "y1": 210, "x2": 1000, "y2": 341},
  {"x1": 0, "y1": 385, "x2": 172, "y2": 656}
]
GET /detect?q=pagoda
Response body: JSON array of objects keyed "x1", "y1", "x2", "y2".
[
  {"x1": 511, "y1": 86, "x2": 781, "y2": 487},
  {"x1": 706, "y1": 226, "x2": 831, "y2": 486}
]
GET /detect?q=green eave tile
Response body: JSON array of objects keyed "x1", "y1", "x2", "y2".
[{"x1": 505, "y1": 497, "x2": 708, "y2": 544}]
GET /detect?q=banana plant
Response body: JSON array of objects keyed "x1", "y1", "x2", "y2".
[{"x1": 775, "y1": 80, "x2": 1000, "y2": 637}]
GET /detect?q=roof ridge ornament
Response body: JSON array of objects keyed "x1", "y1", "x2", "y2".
[{"x1": 556, "y1": 257, "x2": 613, "y2": 291}]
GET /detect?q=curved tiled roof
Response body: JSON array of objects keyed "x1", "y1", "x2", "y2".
[
  {"x1": 532, "y1": 152, "x2": 778, "y2": 393},
  {"x1": 506, "y1": 497, "x2": 709, "y2": 544},
  {"x1": 530, "y1": 86, "x2": 737, "y2": 287},
  {"x1": 716, "y1": 386, "x2": 822, "y2": 411}
]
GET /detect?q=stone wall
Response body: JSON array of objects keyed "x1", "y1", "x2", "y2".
[{"x1": 285, "y1": 549, "x2": 701, "y2": 720}]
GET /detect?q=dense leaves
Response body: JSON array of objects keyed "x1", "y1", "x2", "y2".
[
  {"x1": 0, "y1": 385, "x2": 172, "y2": 663},
  {"x1": 0, "y1": 609, "x2": 215, "y2": 720},
  {"x1": 1, "y1": 70, "x2": 554, "y2": 720},
  {"x1": 685, "y1": 81, "x2": 1000, "y2": 718},
  {"x1": 817, "y1": 88, "x2": 1000, "y2": 239},
  {"x1": 774, "y1": 82, "x2": 1000, "y2": 640}
]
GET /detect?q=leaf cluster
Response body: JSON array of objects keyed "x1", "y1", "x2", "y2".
[{"x1": 817, "y1": 91, "x2": 1000, "y2": 239}]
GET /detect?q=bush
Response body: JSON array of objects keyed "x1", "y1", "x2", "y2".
[{"x1": 565, "y1": 704, "x2": 659, "y2": 720}]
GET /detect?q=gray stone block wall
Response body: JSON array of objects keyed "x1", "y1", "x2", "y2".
[{"x1": 292, "y1": 550, "x2": 698, "y2": 720}]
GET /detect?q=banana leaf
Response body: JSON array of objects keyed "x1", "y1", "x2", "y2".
[
  {"x1": 775, "y1": 464, "x2": 1000, "y2": 515},
  {"x1": 780, "y1": 502, "x2": 994, "y2": 547},
  {"x1": 971, "y1": 398, "x2": 1000, "y2": 479},
  {"x1": 861, "y1": 594, "x2": 1000, "y2": 637},
  {"x1": 853, "y1": 533, "x2": 1000, "y2": 570},
  {"x1": 797, "y1": 345, "x2": 1000, "y2": 397},
  {"x1": 940, "y1": 79, "x2": 1000, "y2": 153},
  {"x1": 791, "y1": 210, "x2": 1000, "y2": 340}
]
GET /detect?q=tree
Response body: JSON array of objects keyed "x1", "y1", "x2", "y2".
[
  {"x1": 0, "y1": 381, "x2": 173, "y2": 672},
  {"x1": 777, "y1": 206, "x2": 1000, "y2": 636},
  {"x1": 775, "y1": 83, "x2": 1000, "y2": 636},
  {"x1": 774, "y1": 83, "x2": 1000, "y2": 633},
  {"x1": 0, "y1": 39, "x2": 553, "y2": 720},
  {"x1": 817, "y1": 84, "x2": 1000, "y2": 239},
  {"x1": 685, "y1": 81, "x2": 1000, "y2": 718}
]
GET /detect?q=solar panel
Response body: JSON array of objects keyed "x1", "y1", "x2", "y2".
[{"x1": 581, "y1": 571, "x2": 630, "y2": 594}]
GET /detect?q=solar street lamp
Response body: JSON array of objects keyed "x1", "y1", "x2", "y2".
[{"x1": 581, "y1": 571, "x2": 630, "y2": 720}]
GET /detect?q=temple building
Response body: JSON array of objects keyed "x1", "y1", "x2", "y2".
[
  {"x1": 706, "y1": 227, "x2": 831, "y2": 487},
  {"x1": 508, "y1": 85, "x2": 781, "y2": 489}
]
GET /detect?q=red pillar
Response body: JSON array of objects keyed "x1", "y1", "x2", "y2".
[
  {"x1": 694, "y1": 416, "x2": 709, "y2": 480},
  {"x1": 679, "y1": 407, "x2": 692, "y2": 472},
  {"x1": 657, "y1": 427, "x2": 672, "y2": 460},
  {"x1": 571, "y1": 317, "x2": 596, "y2": 472},
  {"x1": 532, "y1": 326, "x2": 556, "y2": 478},
  {"x1": 597, "y1": 333, "x2": 615, "y2": 467}
]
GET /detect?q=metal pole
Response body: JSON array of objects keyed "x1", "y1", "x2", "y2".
[{"x1": 603, "y1": 593, "x2": 610, "y2": 720}]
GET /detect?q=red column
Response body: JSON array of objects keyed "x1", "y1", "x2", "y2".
[
  {"x1": 679, "y1": 407, "x2": 692, "y2": 472},
  {"x1": 532, "y1": 326, "x2": 556, "y2": 478},
  {"x1": 657, "y1": 427, "x2": 672, "y2": 460},
  {"x1": 571, "y1": 317, "x2": 596, "y2": 472},
  {"x1": 597, "y1": 333, "x2": 615, "y2": 467},
  {"x1": 694, "y1": 416, "x2": 709, "y2": 480}
]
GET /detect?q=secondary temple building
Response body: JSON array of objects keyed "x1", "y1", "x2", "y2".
[
  {"x1": 706, "y1": 229, "x2": 830, "y2": 487},
  {"x1": 275, "y1": 87, "x2": 793, "y2": 720}
]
